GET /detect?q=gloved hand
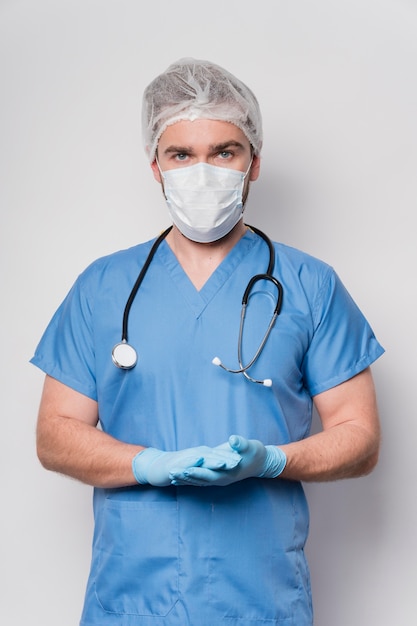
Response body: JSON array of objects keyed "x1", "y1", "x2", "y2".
[
  {"x1": 132, "y1": 445, "x2": 241, "y2": 487},
  {"x1": 170, "y1": 435, "x2": 287, "y2": 487}
]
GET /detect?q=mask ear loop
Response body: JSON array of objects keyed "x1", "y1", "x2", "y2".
[
  {"x1": 154, "y1": 155, "x2": 170, "y2": 201},
  {"x1": 244, "y1": 157, "x2": 253, "y2": 178},
  {"x1": 154, "y1": 155, "x2": 165, "y2": 184},
  {"x1": 155, "y1": 155, "x2": 162, "y2": 174},
  {"x1": 241, "y1": 156, "x2": 254, "y2": 209}
]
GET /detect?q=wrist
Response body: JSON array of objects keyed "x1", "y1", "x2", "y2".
[
  {"x1": 262, "y1": 445, "x2": 287, "y2": 478},
  {"x1": 132, "y1": 447, "x2": 162, "y2": 484}
]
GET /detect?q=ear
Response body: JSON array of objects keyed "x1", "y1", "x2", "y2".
[
  {"x1": 249, "y1": 154, "x2": 261, "y2": 181},
  {"x1": 150, "y1": 159, "x2": 162, "y2": 183}
]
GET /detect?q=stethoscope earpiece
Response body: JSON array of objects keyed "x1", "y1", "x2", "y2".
[{"x1": 212, "y1": 357, "x2": 273, "y2": 387}]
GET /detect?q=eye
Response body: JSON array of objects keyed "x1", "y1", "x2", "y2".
[
  {"x1": 218, "y1": 150, "x2": 233, "y2": 159},
  {"x1": 174, "y1": 153, "x2": 189, "y2": 161}
]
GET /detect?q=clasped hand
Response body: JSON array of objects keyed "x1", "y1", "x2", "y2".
[
  {"x1": 170, "y1": 435, "x2": 286, "y2": 486},
  {"x1": 132, "y1": 444, "x2": 241, "y2": 487},
  {"x1": 133, "y1": 436, "x2": 286, "y2": 487}
]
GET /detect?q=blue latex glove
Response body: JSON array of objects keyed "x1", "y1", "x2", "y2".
[
  {"x1": 170, "y1": 435, "x2": 287, "y2": 487},
  {"x1": 132, "y1": 445, "x2": 241, "y2": 487}
]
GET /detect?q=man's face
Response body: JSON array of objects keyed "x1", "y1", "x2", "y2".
[{"x1": 151, "y1": 119, "x2": 260, "y2": 190}]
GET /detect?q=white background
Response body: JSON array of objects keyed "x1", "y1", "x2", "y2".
[{"x1": 1, "y1": 0, "x2": 416, "y2": 624}]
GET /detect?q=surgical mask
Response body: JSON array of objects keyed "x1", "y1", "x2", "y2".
[{"x1": 158, "y1": 161, "x2": 252, "y2": 243}]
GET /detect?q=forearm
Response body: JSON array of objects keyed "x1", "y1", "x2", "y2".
[
  {"x1": 279, "y1": 421, "x2": 380, "y2": 482},
  {"x1": 37, "y1": 414, "x2": 144, "y2": 488},
  {"x1": 37, "y1": 414, "x2": 241, "y2": 489}
]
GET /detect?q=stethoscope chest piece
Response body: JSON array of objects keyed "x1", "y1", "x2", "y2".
[{"x1": 112, "y1": 341, "x2": 138, "y2": 370}]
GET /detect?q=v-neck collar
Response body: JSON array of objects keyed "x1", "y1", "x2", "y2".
[{"x1": 157, "y1": 230, "x2": 259, "y2": 318}]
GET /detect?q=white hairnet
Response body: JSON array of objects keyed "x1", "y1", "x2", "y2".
[{"x1": 142, "y1": 58, "x2": 263, "y2": 162}]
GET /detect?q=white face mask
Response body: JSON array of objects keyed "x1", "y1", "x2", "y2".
[{"x1": 158, "y1": 161, "x2": 252, "y2": 243}]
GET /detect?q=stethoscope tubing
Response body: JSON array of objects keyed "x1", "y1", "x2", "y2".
[
  {"x1": 113, "y1": 224, "x2": 283, "y2": 385},
  {"x1": 121, "y1": 226, "x2": 173, "y2": 343}
]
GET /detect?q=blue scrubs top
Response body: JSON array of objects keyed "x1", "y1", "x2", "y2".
[{"x1": 31, "y1": 230, "x2": 384, "y2": 626}]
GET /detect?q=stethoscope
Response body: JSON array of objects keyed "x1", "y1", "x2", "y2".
[{"x1": 112, "y1": 225, "x2": 283, "y2": 386}]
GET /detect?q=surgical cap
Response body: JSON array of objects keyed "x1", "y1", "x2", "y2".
[{"x1": 142, "y1": 58, "x2": 263, "y2": 162}]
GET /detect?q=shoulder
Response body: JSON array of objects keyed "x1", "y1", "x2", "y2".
[
  {"x1": 76, "y1": 238, "x2": 156, "y2": 287},
  {"x1": 272, "y1": 240, "x2": 334, "y2": 285},
  {"x1": 246, "y1": 229, "x2": 335, "y2": 295},
  {"x1": 273, "y1": 240, "x2": 330, "y2": 268},
  {"x1": 267, "y1": 240, "x2": 344, "y2": 324},
  {"x1": 87, "y1": 238, "x2": 155, "y2": 272}
]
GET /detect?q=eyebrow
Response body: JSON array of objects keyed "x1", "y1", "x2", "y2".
[
  {"x1": 162, "y1": 145, "x2": 193, "y2": 155},
  {"x1": 210, "y1": 140, "x2": 246, "y2": 152},
  {"x1": 162, "y1": 140, "x2": 246, "y2": 156}
]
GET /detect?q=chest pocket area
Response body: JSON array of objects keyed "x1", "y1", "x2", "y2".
[{"x1": 94, "y1": 499, "x2": 179, "y2": 616}]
